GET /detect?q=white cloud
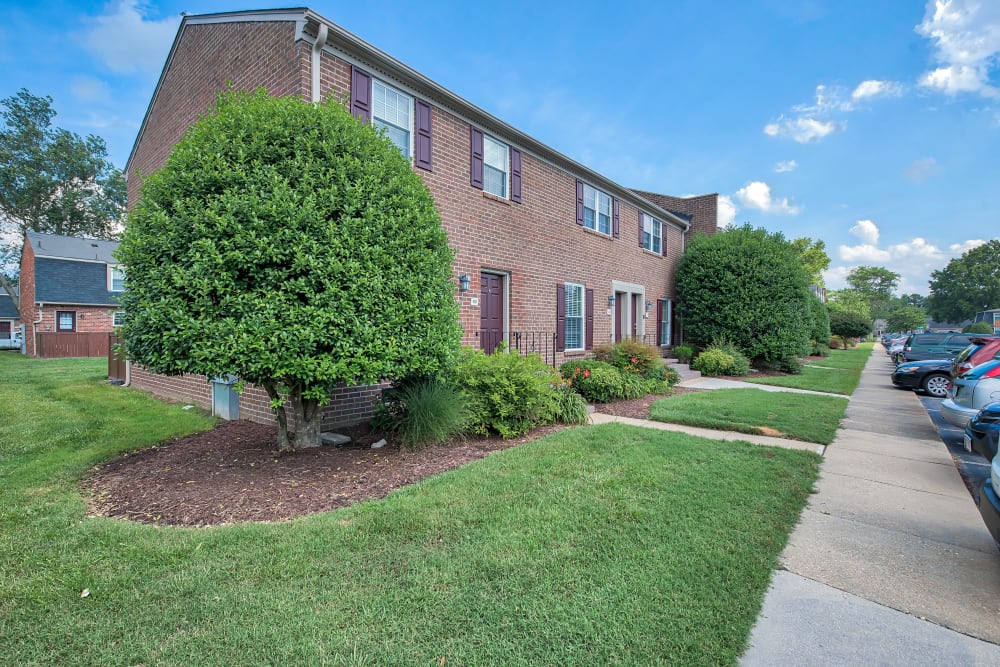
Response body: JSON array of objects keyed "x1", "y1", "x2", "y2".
[
  {"x1": 949, "y1": 238, "x2": 987, "y2": 253},
  {"x1": 717, "y1": 195, "x2": 737, "y2": 227},
  {"x1": 70, "y1": 75, "x2": 111, "y2": 103},
  {"x1": 903, "y1": 157, "x2": 941, "y2": 181},
  {"x1": 774, "y1": 160, "x2": 798, "y2": 173},
  {"x1": 916, "y1": 0, "x2": 1000, "y2": 98},
  {"x1": 849, "y1": 219, "x2": 880, "y2": 245},
  {"x1": 82, "y1": 1, "x2": 179, "y2": 75},
  {"x1": 828, "y1": 216, "x2": 993, "y2": 294},
  {"x1": 852, "y1": 79, "x2": 903, "y2": 101},
  {"x1": 765, "y1": 79, "x2": 905, "y2": 143},
  {"x1": 734, "y1": 181, "x2": 800, "y2": 215},
  {"x1": 764, "y1": 116, "x2": 840, "y2": 143},
  {"x1": 838, "y1": 244, "x2": 891, "y2": 263}
]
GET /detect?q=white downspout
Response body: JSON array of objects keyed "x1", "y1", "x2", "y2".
[
  {"x1": 32, "y1": 303, "x2": 43, "y2": 357},
  {"x1": 311, "y1": 24, "x2": 329, "y2": 103}
]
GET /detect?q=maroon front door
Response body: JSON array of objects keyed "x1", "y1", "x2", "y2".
[
  {"x1": 480, "y1": 272, "x2": 504, "y2": 353},
  {"x1": 614, "y1": 292, "x2": 625, "y2": 341}
]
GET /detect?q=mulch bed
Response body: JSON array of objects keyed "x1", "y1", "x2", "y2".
[
  {"x1": 85, "y1": 388, "x2": 699, "y2": 527},
  {"x1": 85, "y1": 420, "x2": 565, "y2": 527}
]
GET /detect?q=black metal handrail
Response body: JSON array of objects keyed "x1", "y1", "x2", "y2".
[{"x1": 475, "y1": 330, "x2": 559, "y2": 367}]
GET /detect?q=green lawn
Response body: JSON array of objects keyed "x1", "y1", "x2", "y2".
[
  {"x1": 650, "y1": 388, "x2": 848, "y2": 444},
  {"x1": 0, "y1": 354, "x2": 820, "y2": 666},
  {"x1": 743, "y1": 342, "x2": 874, "y2": 395}
]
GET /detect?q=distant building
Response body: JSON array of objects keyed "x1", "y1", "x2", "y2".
[{"x1": 974, "y1": 308, "x2": 1000, "y2": 334}]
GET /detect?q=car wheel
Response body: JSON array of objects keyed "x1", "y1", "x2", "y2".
[{"x1": 922, "y1": 373, "x2": 950, "y2": 398}]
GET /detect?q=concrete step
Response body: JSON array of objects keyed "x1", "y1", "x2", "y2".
[{"x1": 666, "y1": 361, "x2": 701, "y2": 381}]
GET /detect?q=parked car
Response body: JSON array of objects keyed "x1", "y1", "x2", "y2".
[
  {"x1": 890, "y1": 359, "x2": 953, "y2": 397},
  {"x1": 0, "y1": 331, "x2": 22, "y2": 351},
  {"x1": 901, "y1": 332, "x2": 976, "y2": 363},
  {"x1": 978, "y1": 452, "x2": 1000, "y2": 546},
  {"x1": 951, "y1": 336, "x2": 1000, "y2": 379},
  {"x1": 940, "y1": 360, "x2": 1000, "y2": 428},
  {"x1": 887, "y1": 338, "x2": 907, "y2": 363},
  {"x1": 964, "y1": 402, "x2": 1000, "y2": 461}
]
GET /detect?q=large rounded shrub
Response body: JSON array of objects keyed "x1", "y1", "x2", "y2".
[{"x1": 676, "y1": 225, "x2": 812, "y2": 369}]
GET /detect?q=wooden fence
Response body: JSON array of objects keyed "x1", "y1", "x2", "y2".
[
  {"x1": 108, "y1": 334, "x2": 126, "y2": 383},
  {"x1": 36, "y1": 332, "x2": 110, "y2": 359}
]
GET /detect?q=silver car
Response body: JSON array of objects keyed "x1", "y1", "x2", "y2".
[{"x1": 941, "y1": 360, "x2": 1000, "y2": 428}]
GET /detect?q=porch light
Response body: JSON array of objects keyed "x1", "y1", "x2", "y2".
[
  {"x1": 607, "y1": 295, "x2": 616, "y2": 307},
  {"x1": 645, "y1": 300, "x2": 653, "y2": 311},
  {"x1": 458, "y1": 274, "x2": 471, "y2": 292}
]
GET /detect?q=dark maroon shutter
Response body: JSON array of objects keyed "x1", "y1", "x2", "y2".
[
  {"x1": 510, "y1": 148, "x2": 522, "y2": 203},
  {"x1": 470, "y1": 127, "x2": 484, "y2": 189},
  {"x1": 656, "y1": 299, "x2": 664, "y2": 345},
  {"x1": 661, "y1": 225, "x2": 667, "y2": 256},
  {"x1": 585, "y1": 288, "x2": 594, "y2": 350},
  {"x1": 415, "y1": 99, "x2": 433, "y2": 171},
  {"x1": 351, "y1": 66, "x2": 371, "y2": 122},
  {"x1": 575, "y1": 180, "x2": 584, "y2": 226},
  {"x1": 556, "y1": 283, "x2": 566, "y2": 352},
  {"x1": 638, "y1": 211, "x2": 645, "y2": 248},
  {"x1": 613, "y1": 199, "x2": 620, "y2": 238}
]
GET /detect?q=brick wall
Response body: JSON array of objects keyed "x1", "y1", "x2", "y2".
[
  {"x1": 19, "y1": 234, "x2": 36, "y2": 355},
  {"x1": 129, "y1": 365, "x2": 386, "y2": 430},
  {"x1": 127, "y1": 20, "x2": 306, "y2": 205}
]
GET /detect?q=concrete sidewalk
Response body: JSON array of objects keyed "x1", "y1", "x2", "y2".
[{"x1": 741, "y1": 347, "x2": 1000, "y2": 664}]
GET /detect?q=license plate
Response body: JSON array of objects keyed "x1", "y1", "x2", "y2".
[{"x1": 964, "y1": 434, "x2": 972, "y2": 453}]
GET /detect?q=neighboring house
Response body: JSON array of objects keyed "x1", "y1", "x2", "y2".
[
  {"x1": 125, "y1": 8, "x2": 719, "y2": 428},
  {"x1": 974, "y1": 309, "x2": 1000, "y2": 334},
  {"x1": 0, "y1": 290, "x2": 20, "y2": 346},
  {"x1": 19, "y1": 231, "x2": 124, "y2": 358}
]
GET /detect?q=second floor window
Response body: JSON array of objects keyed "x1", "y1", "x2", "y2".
[
  {"x1": 373, "y1": 79, "x2": 412, "y2": 158},
  {"x1": 583, "y1": 184, "x2": 612, "y2": 235},
  {"x1": 642, "y1": 213, "x2": 662, "y2": 254},
  {"x1": 483, "y1": 135, "x2": 509, "y2": 198},
  {"x1": 110, "y1": 267, "x2": 125, "y2": 292}
]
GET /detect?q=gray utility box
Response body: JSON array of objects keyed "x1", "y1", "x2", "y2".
[{"x1": 210, "y1": 374, "x2": 240, "y2": 420}]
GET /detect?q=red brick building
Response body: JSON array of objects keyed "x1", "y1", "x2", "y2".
[
  {"x1": 18, "y1": 231, "x2": 124, "y2": 358},
  {"x1": 125, "y1": 8, "x2": 718, "y2": 428}
]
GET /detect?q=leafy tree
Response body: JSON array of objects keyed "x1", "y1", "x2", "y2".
[
  {"x1": 892, "y1": 293, "x2": 926, "y2": 309},
  {"x1": 789, "y1": 237, "x2": 830, "y2": 288},
  {"x1": 807, "y1": 293, "x2": 831, "y2": 348},
  {"x1": 846, "y1": 265, "x2": 899, "y2": 320},
  {"x1": 885, "y1": 306, "x2": 927, "y2": 333},
  {"x1": 117, "y1": 90, "x2": 462, "y2": 451},
  {"x1": 829, "y1": 310, "x2": 871, "y2": 348},
  {"x1": 927, "y1": 240, "x2": 1000, "y2": 323},
  {"x1": 0, "y1": 88, "x2": 125, "y2": 302},
  {"x1": 675, "y1": 224, "x2": 812, "y2": 369},
  {"x1": 826, "y1": 289, "x2": 872, "y2": 321}
]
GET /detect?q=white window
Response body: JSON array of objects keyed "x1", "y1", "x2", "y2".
[
  {"x1": 373, "y1": 79, "x2": 412, "y2": 158},
  {"x1": 565, "y1": 282, "x2": 584, "y2": 351},
  {"x1": 483, "y1": 135, "x2": 509, "y2": 198},
  {"x1": 56, "y1": 311, "x2": 75, "y2": 332},
  {"x1": 113, "y1": 311, "x2": 125, "y2": 327},
  {"x1": 583, "y1": 184, "x2": 612, "y2": 235},
  {"x1": 642, "y1": 213, "x2": 662, "y2": 254},
  {"x1": 109, "y1": 266, "x2": 125, "y2": 292},
  {"x1": 659, "y1": 299, "x2": 672, "y2": 346}
]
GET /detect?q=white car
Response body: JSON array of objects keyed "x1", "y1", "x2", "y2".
[
  {"x1": 940, "y1": 360, "x2": 1000, "y2": 428},
  {"x1": 0, "y1": 331, "x2": 22, "y2": 351}
]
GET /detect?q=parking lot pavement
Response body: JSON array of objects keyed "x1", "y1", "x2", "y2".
[{"x1": 918, "y1": 394, "x2": 993, "y2": 500}]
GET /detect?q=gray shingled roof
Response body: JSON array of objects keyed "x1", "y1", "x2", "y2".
[
  {"x1": 34, "y1": 258, "x2": 119, "y2": 306},
  {"x1": 26, "y1": 231, "x2": 119, "y2": 263},
  {"x1": 0, "y1": 294, "x2": 18, "y2": 319}
]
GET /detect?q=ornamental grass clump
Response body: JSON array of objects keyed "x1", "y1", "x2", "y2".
[{"x1": 372, "y1": 376, "x2": 468, "y2": 448}]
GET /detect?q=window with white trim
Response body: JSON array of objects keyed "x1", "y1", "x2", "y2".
[
  {"x1": 642, "y1": 213, "x2": 662, "y2": 254},
  {"x1": 583, "y1": 184, "x2": 612, "y2": 235},
  {"x1": 56, "y1": 311, "x2": 76, "y2": 332},
  {"x1": 109, "y1": 266, "x2": 125, "y2": 292},
  {"x1": 373, "y1": 79, "x2": 412, "y2": 158},
  {"x1": 564, "y1": 282, "x2": 584, "y2": 351},
  {"x1": 659, "y1": 299, "x2": 672, "y2": 346},
  {"x1": 482, "y1": 134, "x2": 509, "y2": 198},
  {"x1": 113, "y1": 311, "x2": 125, "y2": 327}
]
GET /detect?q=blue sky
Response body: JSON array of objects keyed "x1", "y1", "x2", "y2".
[{"x1": 2, "y1": 1, "x2": 998, "y2": 295}]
